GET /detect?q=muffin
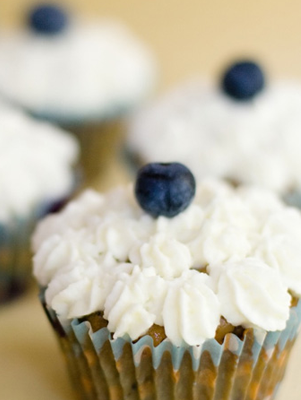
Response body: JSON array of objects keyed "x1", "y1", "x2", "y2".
[
  {"x1": 0, "y1": 101, "x2": 79, "y2": 302},
  {"x1": 0, "y1": 4, "x2": 157, "y2": 181},
  {"x1": 126, "y1": 60, "x2": 301, "y2": 206},
  {"x1": 33, "y1": 162, "x2": 301, "y2": 400}
]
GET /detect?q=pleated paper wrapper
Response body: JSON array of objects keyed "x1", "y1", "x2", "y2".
[
  {"x1": 64, "y1": 119, "x2": 123, "y2": 186},
  {"x1": 0, "y1": 216, "x2": 37, "y2": 302},
  {"x1": 40, "y1": 291, "x2": 301, "y2": 400}
]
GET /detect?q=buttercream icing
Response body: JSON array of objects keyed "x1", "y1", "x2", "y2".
[
  {"x1": 0, "y1": 102, "x2": 79, "y2": 222},
  {"x1": 127, "y1": 80, "x2": 301, "y2": 194},
  {"x1": 33, "y1": 179, "x2": 301, "y2": 345},
  {"x1": 0, "y1": 19, "x2": 156, "y2": 122}
]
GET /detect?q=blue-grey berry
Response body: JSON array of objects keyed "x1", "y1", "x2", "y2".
[
  {"x1": 222, "y1": 60, "x2": 265, "y2": 101},
  {"x1": 135, "y1": 162, "x2": 196, "y2": 218},
  {"x1": 29, "y1": 4, "x2": 68, "y2": 35}
]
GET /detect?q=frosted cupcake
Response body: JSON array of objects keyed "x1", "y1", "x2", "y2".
[
  {"x1": 33, "y1": 162, "x2": 301, "y2": 400},
  {"x1": 0, "y1": 102, "x2": 79, "y2": 302},
  {"x1": 0, "y1": 4, "x2": 157, "y2": 181},
  {"x1": 127, "y1": 60, "x2": 301, "y2": 206}
]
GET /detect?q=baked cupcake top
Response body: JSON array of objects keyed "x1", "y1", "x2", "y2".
[
  {"x1": 0, "y1": 5, "x2": 157, "y2": 123},
  {"x1": 0, "y1": 102, "x2": 79, "y2": 223},
  {"x1": 127, "y1": 60, "x2": 301, "y2": 194},
  {"x1": 33, "y1": 163, "x2": 301, "y2": 346}
]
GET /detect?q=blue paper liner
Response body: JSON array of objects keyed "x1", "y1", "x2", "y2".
[
  {"x1": 31, "y1": 103, "x2": 136, "y2": 127},
  {"x1": 0, "y1": 216, "x2": 36, "y2": 302},
  {"x1": 122, "y1": 146, "x2": 144, "y2": 179},
  {"x1": 40, "y1": 292, "x2": 301, "y2": 400},
  {"x1": 283, "y1": 190, "x2": 301, "y2": 209}
]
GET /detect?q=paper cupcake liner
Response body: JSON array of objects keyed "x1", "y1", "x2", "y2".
[
  {"x1": 283, "y1": 190, "x2": 301, "y2": 209},
  {"x1": 122, "y1": 146, "x2": 145, "y2": 179},
  {"x1": 32, "y1": 102, "x2": 141, "y2": 127},
  {"x1": 0, "y1": 216, "x2": 36, "y2": 302},
  {"x1": 63, "y1": 119, "x2": 124, "y2": 187},
  {"x1": 40, "y1": 292, "x2": 301, "y2": 400}
]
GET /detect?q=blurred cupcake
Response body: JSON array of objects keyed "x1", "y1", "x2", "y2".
[
  {"x1": 0, "y1": 4, "x2": 157, "y2": 182},
  {"x1": 33, "y1": 162, "x2": 301, "y2": 400},
  {"x1": 127, "y1": 60, "x2": 301, "y2": 206},
  {"x1": 0, "y1": 102, "x2": 79, "y2": 302}
]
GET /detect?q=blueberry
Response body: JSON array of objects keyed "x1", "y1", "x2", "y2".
[
  {"x1": 135, "y1": 162, "x2": 196, "y2": 218},
  {"x1": 28, "y1": 4, "x2": 68, "y2": 35},
  {"x1": 221, "y1": 60, "x2": 265, "y2": 101}
]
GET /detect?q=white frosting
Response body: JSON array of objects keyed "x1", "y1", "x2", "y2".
[
  {"x1": 33, "y1": 179, "x2": 301, "y2": 345},
  {"x1": 0, "y1": 102, "x2": 79, "y2": 222},
  {"x1": 127, "y1": 80, "x2": 301, "y2": 194},
  {"x1": 162, "y1": 270, "x2": 220, "y2": 346},
  {"x1": 209, "y1": 258, "x2": 290, "y2": 331},
  {"x1": 0, "y1": 19, "x2": 156, "y2": 122}
]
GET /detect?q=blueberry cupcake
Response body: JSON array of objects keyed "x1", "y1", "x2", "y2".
[
  {"x1": 0, "y1": 4, "x2": 157, "y2": 181},
  {"x1": 33, "y1": 162, "x2": 301, "y2": 400},
  {"x1": 0, "y1": 102, "x2": 79, "y2": 302},
  {"x1": 127, "y1": 60, "x2": 301, "y2": 206}
]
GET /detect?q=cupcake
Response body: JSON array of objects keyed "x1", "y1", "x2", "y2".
[
  {"x1": 0, "y1": 102, "x2": 79, "y2": 302},
  {"x1": 126, "y1": 60, "x2": 301, "y2": 206},
  {"x1": 32, "y1": 162, "x2": 301, "y2": 400},
  {"x1": 0, "y1": 4, "x2": 157, "y2": 181}
]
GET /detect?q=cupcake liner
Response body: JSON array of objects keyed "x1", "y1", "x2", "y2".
[
  {"x1": 0, "y1": 216, "x2": 36, "y2": 302},
  {"x1": 40, "y1": 291, "x2": 301, "y2": 400},
  {"x1": 31, "y1": 100, "x2": 141, "y2": 127},
  {"x1": 63, "y1": 119, "x2": 124, "y2": 186},
  {"x1": 283, "y1": 190, "x2": 301, "y2": 209},
  {"x1": 122, "y1": 146, "x2": 145, "y2": 180}
]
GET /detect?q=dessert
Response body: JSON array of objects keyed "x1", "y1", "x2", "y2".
[
  {"x1": 33, "y1": 162, "x2": 301, "y2": 399},
  {"x1": 0, "y1": 4, "x2": 156, "y2": 124},
  {"x1": 0, "y1": 4, "x2": 157, "y2": 181},
  {"x1": 127, "y1": 60, "x2": 301, "y2": 206},
  {"x1": 0, "y1": 101, "x2": 79, "y2": 302}
]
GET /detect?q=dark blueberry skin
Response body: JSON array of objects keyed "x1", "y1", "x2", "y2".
[
  {"x1": 135, "y1": 162, "x2": 196, "y2": 218},
  {"x1": 222, "y1": 60, "x2": 265, "y2": 101},
  {"x1": 28, "y1": 4, "x2": 68, "y2": 35}
]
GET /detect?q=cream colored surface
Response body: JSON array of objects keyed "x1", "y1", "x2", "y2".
[{"x1": 1, "y1": 1, "x2": 301, "y2": 399}]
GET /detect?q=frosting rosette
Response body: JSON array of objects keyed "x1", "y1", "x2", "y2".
[
  {"x1": 209, "y1": 258, "x2": 290, "y2": 331},
  {"x1": 33, "y1": 178, "x2": 301, "y2": 345}
]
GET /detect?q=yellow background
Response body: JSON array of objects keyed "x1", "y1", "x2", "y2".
[
  {"x1": 1, "y1": 1, "x2": 301, "y2": 399},
  {"x1": 2, "y1": 0, "x2": 301, "y2": 91}
]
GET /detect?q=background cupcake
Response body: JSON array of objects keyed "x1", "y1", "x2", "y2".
[
  {"x1": 0, "y1": 3, "x2": 157, "y2": 183},
  {"x1": 0, "y1": 101, "x2": 79, "y2": 302},
  {"x1": 32, "y1": 163, "x2": 301, "y2": 400},
  {"x1": 126, "y1": 60, "x2": 301, "y2": 207}
]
